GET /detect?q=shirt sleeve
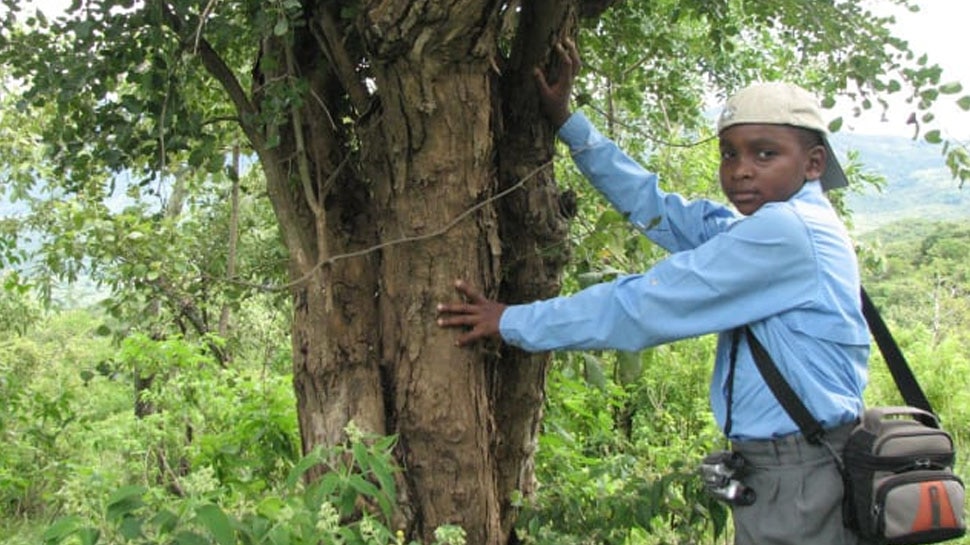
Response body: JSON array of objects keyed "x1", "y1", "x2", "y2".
[
  {"x1": 558, "y1": 112, "x2": 737, "y2": 252},
  {"x1": 499, "y1": 204, "x2": 820, "y2": 352}
]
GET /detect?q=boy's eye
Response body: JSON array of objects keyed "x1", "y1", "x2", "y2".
[
  {"x1": 720, "y1": 150, "x2": 736, "y2": 160},
  {"x1": 757, "y1": 149, "x2": 776, "y2": 159}
]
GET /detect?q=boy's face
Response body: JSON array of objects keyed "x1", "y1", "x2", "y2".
[{"x1": 717, "y1": 124, "x2": 825, "y2": 216}]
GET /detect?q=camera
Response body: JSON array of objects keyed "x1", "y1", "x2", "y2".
[{"x1": 699, "y1": 451, "x2": 756, "y2": 506}]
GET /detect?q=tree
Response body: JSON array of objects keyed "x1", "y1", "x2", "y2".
[{"x1": 1, "y1": 1, "x2": 966, "y2": 543}]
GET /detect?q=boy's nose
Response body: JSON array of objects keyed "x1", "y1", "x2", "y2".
[{"x1": 732, "y1": 157, "x2": 754, "y2": 180}]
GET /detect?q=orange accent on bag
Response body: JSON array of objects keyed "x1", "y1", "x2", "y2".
[{"x1": 912, "y1": 481, "x2": 958, "y2": 531}]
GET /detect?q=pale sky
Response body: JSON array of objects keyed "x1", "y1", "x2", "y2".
[{"x1": 839, "y1": 1, "x2": 970, "y2": 139}]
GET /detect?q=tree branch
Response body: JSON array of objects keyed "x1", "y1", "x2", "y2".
[
  {"x1": 283, "y1": 41, "x2": 324, "y2": 220},
  {"x1": 310, "y1": 7, "x2": 371, "y2": 114},
  {"x1": 159, "y1": 2, "x2": 266, "y2": 152}
]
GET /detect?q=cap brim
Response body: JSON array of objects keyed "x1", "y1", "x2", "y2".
[{"x1": 821, "y1": 140, "x2": 848, "y2": 191}]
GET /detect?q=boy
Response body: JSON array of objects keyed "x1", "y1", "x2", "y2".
[{"x1": 436, "y1": 40, "x2": 870, "y2": 544}]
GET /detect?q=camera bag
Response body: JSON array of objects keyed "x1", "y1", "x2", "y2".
[
  {"x1": 742, "y1": 287, "x2": 965, "y2": 545},
  {"x1": 842, "y1": 406, "x2": 962, "y2": 544}
]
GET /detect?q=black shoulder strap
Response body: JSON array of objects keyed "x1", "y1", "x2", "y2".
[
  {"x1": 745, "y1": 286, "x2": 935, "y2": 442},
  {"x1": 860, "y1": 287, "x2": 934, "y2": 414},
  {"x1": 744, "y1": 327, "x2": 826, "y2": 444}
]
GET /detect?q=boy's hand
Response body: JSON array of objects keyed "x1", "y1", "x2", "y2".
[
  {"x1": 533, "y1": 38, "x2": 581, "y2": 129},
  {"x1": 436, "y1": 280, "x2": 506, "y2": 347}
]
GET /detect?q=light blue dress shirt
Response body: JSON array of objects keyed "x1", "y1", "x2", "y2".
[{"x1": 500, "y1": 112, "x2": 870, "y2": 440}]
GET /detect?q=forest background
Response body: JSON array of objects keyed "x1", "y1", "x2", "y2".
[{"x1": 2, "y1": 1, "x2": 970, "y2": 545}]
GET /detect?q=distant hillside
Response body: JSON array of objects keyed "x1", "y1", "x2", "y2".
[
  {"x1": 3, "y1": 130, "x2": 964, "y2": 240},
  {"x1": 835, "y1": 132, "x2": 969, "y2": 234}
]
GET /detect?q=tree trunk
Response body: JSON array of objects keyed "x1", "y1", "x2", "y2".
[{"x1": 248, "y1": 2, "x2": 580, "y2": 544}]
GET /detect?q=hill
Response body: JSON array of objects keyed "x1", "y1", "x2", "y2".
[{"x1": 836, "y1": 132, "x2": 969, "y2": 234}]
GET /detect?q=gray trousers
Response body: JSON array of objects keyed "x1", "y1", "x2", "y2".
[{"x1": 730, "y1": 422, "x2": 872, "y2": 545}]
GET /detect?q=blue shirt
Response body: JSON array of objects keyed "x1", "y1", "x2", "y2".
[{"x1": 500, "y1": 112, "x2": 870, "y2": 440}]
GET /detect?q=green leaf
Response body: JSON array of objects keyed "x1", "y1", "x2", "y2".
[
  {"x1": 828, "y1": 117, "x2": 843, "y2": 133},
  {"x1": 616, "y1": 351, "x2": 643, "y2": 385},
  {"x1": 372, "y1": 463, "x2": 397, "y2": 506},
  {"x1": 173, "y1": 530, "x2": 209, "y2": 545},
  {"x1": 286, "y1": 451, "x2": 322, "y2": 489},
  {"x1": 338, "y1": 482, "x2": 358, "y2": 515},
  {"x1": 348, "y1": 474, "x2": 381, "y2": 498},
  {"x1": 351, "y1": 441, "x2": 369, "y2": 470},
  {"x1": 373, "y1": 434, "x2": 398, "y2": 453},
  {"x1": 939, "y1": 81, "x2": 962, "y2": 94},
  {"x1": 256, "y1": 496, "x2": 286, "y2": 519},
  {"x1": 78, "y1": 527, "x2": 100, "y2": 545},
  {"x1": 118, "y1": 515, "x2": 143, "y2": 540},
  {"x1": 315, "y1": 471, "x2": 341, "y2": 498},
  {"x1": 106, "y1": 485, "x2": 146, "y2": 521},
  {"x1": 956, "y1": 96, "x2": 970, "y2": 111},
  {"x1": 151, "y1": 509, "x2": 179, "y2": 535},
  {"x1": 268, "y1": 524, "x2": 292, "y2": 545},
  {"x1": 196, "y1": 504, "x2": 235, "y2": 545},
  {"x1": 273, "y1": 19, "x2": 288, "y2": 36},
  {"x1": 582, "y1": 354, "x2": 607, "y2": 390},
  {"x1": 43, "y1": 516, "x2": 82, "y2": 544},
  {"x1": 925, "y1": 130, "x2": 943, "y2": 144}
]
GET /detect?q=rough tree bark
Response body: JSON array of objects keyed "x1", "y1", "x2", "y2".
[{"x1": 178, "y1": 1, "x2": 600, "y2": 543}]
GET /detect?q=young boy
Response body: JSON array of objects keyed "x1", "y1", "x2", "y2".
[{"x1": 436, "y1": 40, "x2": 870, "y2": 544}]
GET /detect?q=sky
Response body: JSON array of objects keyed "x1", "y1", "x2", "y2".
[
  {"x1": 842, "y1": 1, "x2": 970, "y2": 140},
  {"x1": 17, "y1": 0, "x2": 970, "y2": 140}
]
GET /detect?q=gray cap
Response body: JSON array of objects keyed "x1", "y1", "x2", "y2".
[{"x1": 717, "y1": 82, "x2": 848, "y2": 191}]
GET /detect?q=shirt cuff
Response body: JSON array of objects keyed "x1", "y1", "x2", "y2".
[
  {"x1": 557, "y1": 111, "x2": 596, "y2": 150},
  {"x1": 498, "y1": 304, "x2": 532, "y2": 351}
]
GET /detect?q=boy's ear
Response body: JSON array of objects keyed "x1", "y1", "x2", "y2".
[{"x1": 806, "y1": 145, "x2": 826, "y2": 181}]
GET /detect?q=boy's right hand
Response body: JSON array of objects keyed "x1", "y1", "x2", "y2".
[
  {"x1": 436, "y1": 280, "x2": 507, "y2": 348},
  {"x1": 533, "y1": 38, "x2": 581, "y2": 129}
]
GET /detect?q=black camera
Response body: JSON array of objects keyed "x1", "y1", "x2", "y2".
[{"x1": 699, "y1": 451, "x2": 756, "y2": 506}]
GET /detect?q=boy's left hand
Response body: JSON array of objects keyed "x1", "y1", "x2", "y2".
[
  {"x1": 533, "y1": 38, "x2": 581, "y2": 129},
  {"x1": 436, "y1": 280, "x2": 507, "y2": 347}
]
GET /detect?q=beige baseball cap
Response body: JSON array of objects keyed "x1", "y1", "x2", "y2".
[{"x1": 717, "y1": 82, "x2": 848, "y2": 191}]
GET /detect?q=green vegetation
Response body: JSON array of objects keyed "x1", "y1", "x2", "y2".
[{"x1": 2, "y1": 216, "x2": 967, "y2": 544}]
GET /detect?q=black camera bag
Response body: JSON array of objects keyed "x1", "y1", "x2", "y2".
[
  {"x1": 742, "y1": 288, "x2": 965, "y2": 545},
  {"x1": 842, "y1": 406, "x2": 963, "y2": 544}
]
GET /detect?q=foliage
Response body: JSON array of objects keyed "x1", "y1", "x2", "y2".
[
  {"x1": 39, "y1": 430, "x2": 410, "y2": 545},
  {"x1": 861, "y1": 219, "x2": 970, "y2": 343},
  {"x1": 572, "y1": 0, "x2": 970, "y2": 180},
  {"x1": 0, "y1": 305, "x2": 296, "y2": 543},
  {"x1": 861, "y1": 219, "x2": 970, "y2": 447},
  {"x1": 0, "y1": 325, "x2": 463, "y2": 545},
  {"x1": 0, "y1": 277, "x2": 40, "y2": 335},
  {"x1": 516, "y1": 338, "x2": 728, "y2": 544},
  {"x1": 0, "y1": 309, "x2": 116, "y2": 522}
]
